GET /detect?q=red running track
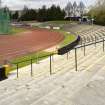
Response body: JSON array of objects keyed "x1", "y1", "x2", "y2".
[{"x1": 0, "y1": 28, "x2": 64, "y2": 64}]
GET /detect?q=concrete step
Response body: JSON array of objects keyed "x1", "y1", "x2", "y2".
[
  {"x1": 0, "y1": 44, "x2": 104, "y2": 105},
  {"x1": 31, "y1": 54, "x2": 105, "y2": 105},
  {"x1": 0, "y1": 43, "x2": 102, "y2": 94}
]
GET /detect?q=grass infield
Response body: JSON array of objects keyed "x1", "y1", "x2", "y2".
[{"x1": 9, "y1": 27, "x2": 27, "y2": 35}]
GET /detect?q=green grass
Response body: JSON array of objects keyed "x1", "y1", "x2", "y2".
[
  {"x1": 11, "y1": 51, "x2": 53, "y2": 70},
  {"x1": 9, "y1": 27, "x2": 26, "y2": 35},
  {"x1": 51, "y1": 29, "x2": 76, "y2": 48},
  {"x1": 59, "y1": 31, "x2": 76, "y2": 47}
]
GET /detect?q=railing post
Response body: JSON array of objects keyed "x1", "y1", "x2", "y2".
[
  {"x1": 103, "y1": 38, "x2": 105, "y2": 52},
  {"x1": 75, "y1": 48, "x2": 78, "y2": 71},
  {"x1": 52, "y1": 53, "x2": 54, "y2": 62},
  {"x1": 84, "y1": 43, "x2": 86, "y2": 56},
  {"x1": 31, "y1": 59, "x2": 33, "y2": 77},
  {"x1": 67, "y1": 52, "x2": 69, "y2": 60},
  {"x1": 17, "y1": 63, "x2": 19, "y2": 78},
  {"x1": 36, "y1": 53, "x2": 39, "y2": 64},
  {"x1": 81, "y1": 38, "x2": 82, "y2": 46},
  {"x1": 95, "y1": 36, "x2": 97, "y2": 47},
  {"x1": 81, "y1": 39, "x2": 83, "y2": 50},
  {"x1": 50, "y1": 55, "x2": 52, "y2": 75}
]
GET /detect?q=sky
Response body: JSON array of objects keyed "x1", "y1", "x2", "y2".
[{"x1": 1, "y1": 0, "x2": 96, "y2": 10}]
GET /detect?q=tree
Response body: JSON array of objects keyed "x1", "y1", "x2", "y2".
[
  {"x1": 73, "y1": 1, "x2": 78, "y2": 17},
  {"x1": 12, "y1": 11, "x2": 19, "y2": 20},
  {"x1": 47, "y1": 5, "x2": 65, "y2": 20},
  {"x1": 37, "y1": 5, "x2": 47, "y2": 21},
  {"x1": 65, "y1": 2, "x2": 73, "y2": 17},
  {"x1": 78, "y1": 1, "x2": 85, "y2": 17},
  {"x1": 19, "y1": 6, "x2": 37, "y2": 21},
  {"x1": 88, "y1": 0, "x2": 105, "y2": 25},
  {"x1": 19, "y1": 4, "x2": 65, "y2": 21}
]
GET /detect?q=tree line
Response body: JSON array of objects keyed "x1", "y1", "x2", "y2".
[
  {"x1": 10, "y1": 5, "x2": 65, "y2": 22},
  {"x1": 2, "y1": 1, "x2": 87, "y2": 22}
]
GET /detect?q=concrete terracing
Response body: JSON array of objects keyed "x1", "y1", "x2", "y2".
[
  {"x1": 0, "y1": 25, "x2": 105, "y2": 105},
  {"x1": 0, "y1": 42, "x2": 104, "y2": 105}
]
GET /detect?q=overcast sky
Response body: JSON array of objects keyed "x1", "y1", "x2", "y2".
[{"x1": 1, "y1": 0, "x2": 96, "y2": 10}]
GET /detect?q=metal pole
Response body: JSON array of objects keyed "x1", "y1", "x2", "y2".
[
  {"x1": 52, "y1": 53, "x2": 54, "y2": 62},
  {"x1": 75, "y1": 48, "x2": 78, "y2": 71},
  {"x1": 81, "y1": 38, "x2": 82, "y2": 46},
  {"x1": 50, "y1": 55, "x2": 52, "y2": 75},
  {"x1": 67, "y1": 52, "x2": 69, "y2": 60},
  {"x1": 31, "y1": 59, "x2": 33, "y2": 77},
  {"x1": 17, "y1": 63, "x2": 19, "y2": 78},
  {"x1": 95, "y1": 36, "x2": 96, "y2": 47},
  {"x1": 81, "y1": 39, "x2": 83, "y2": 50},
  {"x1": 103, "y1": 38, "x2": 105, "y2": 52},
  {"x1": 36, "y1": 53, "x2": 39, "y2": 64},
  {"x1": 84, "y1": 43, "x2": 86, "y2": 56}
]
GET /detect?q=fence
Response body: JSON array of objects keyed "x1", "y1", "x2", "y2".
[
  {"x1": 74, "y1": 37, "x2": 105, "y2": 71},
  {"x1": 8, "y1": 36, "x2": 105, "y2": 78},
  {"x1": 9, "y1": 53, "x2": 55, "y2": 78}
]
